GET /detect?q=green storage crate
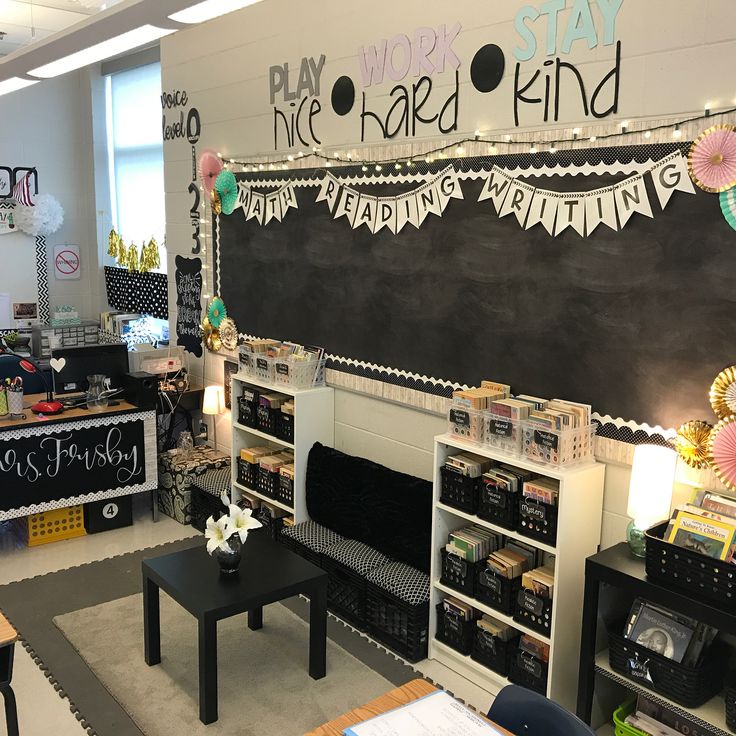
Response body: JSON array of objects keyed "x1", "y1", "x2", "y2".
[{"x1": 612, "y1": 699, "x2": 649, "y2": 736}]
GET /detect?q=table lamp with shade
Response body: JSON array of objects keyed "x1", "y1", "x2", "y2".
[
  {"x1": 626, "y1": 443, "x2": 678, "y2": 557},
  {"x1": 202, "y1": 385, "x2": 226, "y2": 450}
]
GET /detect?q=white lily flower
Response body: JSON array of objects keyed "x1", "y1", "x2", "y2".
[
  {"x1": 220, "y1": 491, "x2": 231, "y2": 508},
  {"x1": 205, "y1": 515, "x2": 236, "y2": 555},
  {"x1": 227, "y1": 504, "x2": 263, "y2": 542}
]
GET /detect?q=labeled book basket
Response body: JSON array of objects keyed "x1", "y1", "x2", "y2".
[
  {"x1": 645, "y1": 522, "x2": 736, "y2": 610},
  {"x1": 447, "y1": 407, "x2": 485, "y2": 444},
  {"x1": 607, "y1": 622, "x2": 725, "y2": 708},
  {"x1": 439, "y1": 548, "x2": 478, "y2": 597},
  {"x1": 517, "y1": 497, "x2": 558, "y2": 546},
  {"x1": 483, "y1": 413, "x2": 522, "y2": 455},
  {"x1": 513, "y1": 588, "x2": 553, "y2": 637},
  {"x1": 471, "y1": 627, "x2": 519, "y2": 677},
  {"x1": 439, "y1": 466, "x2": 480, "y2": 513},
  {"x1": 521, "y1": 422, "x2": 595, "y2": 467},
  {"x1": 477, "y1": 480, "x2": 518, "y2": 530},
  {"x1": 474, "y1": 564, "x2": 521, "y2": 615},
  {"x1": 237, "y1": 457, "x2": 259, "y2": 489},
  {"x1": 435, "y1": 602, "x2": 475, "y2": 656},
  {"x1": 509, "y1": 649, "x2": 548, "y2": 695},
  {"x1": 273, "y1": 357, "x2": 326, "y2": 389}
]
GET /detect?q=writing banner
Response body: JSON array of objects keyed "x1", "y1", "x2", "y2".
[
  {"x1": 650, "y1": 151, "x2": 695, "y2": 209},
  {"x1": 585, "y1": 185, "x2": 618, "y2": 234},
  {"x1": 614, "y1": 174, "x2": 653, "y2": 228},
  {"x1": 554, "y1": 192, "x2": 586, "y2": 237},
  {"x1": 175, "y1": 255, "x2": 202, "y2": 357},
  {"x1": 498, "y1": 180, "x2": 536, "y2": 227},
  {"x1": 526, "y1": 189, "x2": 557, "y2": 235},
  {"x1": 478, "y1": 166, "x2": 513, "y2": 213}
]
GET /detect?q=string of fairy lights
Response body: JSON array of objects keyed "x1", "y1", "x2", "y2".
[{"x1": 213, "y1": 106, "x2": 736, "y2": 173}]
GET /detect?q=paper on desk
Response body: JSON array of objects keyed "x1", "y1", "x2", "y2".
[{"x1": 343, "y1": 690, "x2": 506, "y2": 736}]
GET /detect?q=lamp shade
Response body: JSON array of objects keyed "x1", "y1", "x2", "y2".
[
  {"x1": 627, "y1": 444, "x2": 677, "y2": 529},
  {"x1": 202, "y1": 385, "x2": 226, "y2": 416}
]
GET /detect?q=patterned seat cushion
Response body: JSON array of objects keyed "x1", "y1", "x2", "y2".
[
  {"x1": 192, "y1": 466, "x2": 232, "y2": 498},
  {"x1": 366, "y1": 561, "x2": 430, "y2": 606},
  {"x1": 280, "y1": 520, "x2": 345, "y2": 554},
  {"x1": 324, "y1": 539, "x2": 391, "y2": 576}
]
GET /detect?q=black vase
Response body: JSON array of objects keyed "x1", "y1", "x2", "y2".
[{"x1": 214, "y1": 535, "x2": 242, "y2": 574}]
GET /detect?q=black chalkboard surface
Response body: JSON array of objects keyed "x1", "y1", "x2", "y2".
[{"x1": 218, "y1": 152, "x2": 734, "y2": 429}]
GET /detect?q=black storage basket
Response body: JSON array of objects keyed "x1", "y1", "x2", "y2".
[
  {"x1": 277, "y1": 473, "x2": 294, "y2": 507},
  {"x1": 513, "y1": 588, "x2": 553, "y2": 637},
  {"x1": 509, "y1": 650, "x2": 548, "y2": 695},
  {"x1": 258, "y1": 466, "x2": 280, "y2": 499},
  {"x1": 277, "y1": 412, "x2": 295, "y2": 443},
  {"x1": 518, "y1": 497, "x2": 558, "y2": 546},
  {"x1": 475, "y1": 565, "x2": 522, "y2": 615},
  {"x1": 252, "y1": 511, "x2": 283, "y2": 541},
  {"x1": 323, "y1": 555, "x2": 368, "y2": 629},
  {"x1": 608, "y1": 623, "x2": 725, "y2": 708},
  {"x1": 237, "y1": 458, "x2": 259, "y2": 489},
  {"x1": 471, "y1": 628, "x2": 519, "y2": 677},
  {"x1": 477, "y1": 481, "x2": 518, "y2": 531},
  {"x1": 366, "y1": 583, "x2": 429, "y2": 663},
  {"x1": 645, "y1": 522, "x2": 736, "y2": 610},
  {"x1": 440, "y1": 548, "x2": 479, "y2": 597},
  {"x1": 278, "y1": 529, "x2": 323, "y2": 567},
  {"x1": 439, "y1": 466, "x2": 480, "y2": 514},
  {"x1": 256, "y1": 404, "x2": 278, "y2": 436},
  {"x1": 237, "y1": 396, "x2": 258, "y2": 428},
  {"x1": 725, "y1": 674, "x2": 736, "y2": 732},
  {"x1": 190, "y1": 486, "x2": 225, "y2": 533},
  {"x1": 435, "y1": 602, "x2": 475, "y2": 655}
]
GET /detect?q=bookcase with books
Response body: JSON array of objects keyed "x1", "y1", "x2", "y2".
[
  {"x1": 230, "y1": 366, "x2": 334, "y2": 527},
  {"x1": 429, "y1": 382, "x2": 605, "y2": 713}
]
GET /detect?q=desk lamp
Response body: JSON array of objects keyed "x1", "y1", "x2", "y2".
[
  {"x1": 202, "y1": 385, "x2": 226, "y2": 450},
  {"x1": 626, "y1": 444, "x2": 677, "y2": 557}
]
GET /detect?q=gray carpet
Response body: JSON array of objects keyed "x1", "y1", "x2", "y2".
[
  {"x1": 55, "y1": 594, "x2": 394, "y2": 736},
  {"x1": 0, "y1": 538, "x2": 416, "y2": 736}
]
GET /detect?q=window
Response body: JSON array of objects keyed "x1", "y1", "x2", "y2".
[{"x1": 106, "y1": 62, "x2": 165, "y2": 261}]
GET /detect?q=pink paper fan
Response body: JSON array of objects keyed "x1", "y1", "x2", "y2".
[
  {"x1": 710, "y1": 417, "x2": 736, "y2": 492},
  {"x1": 688, "y1": 124, "x2": 736, "y2": 193},
  {"x1": 198, "y1": 149, "x2": 223, "y2": 194}
]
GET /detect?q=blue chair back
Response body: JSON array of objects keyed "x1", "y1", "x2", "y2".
[
  {"x1": 487, "y1": 685, "x2": 595, "y2": 736},
  {"x1": 0, "y1": 354, "x2": 48, "y2": 394}
]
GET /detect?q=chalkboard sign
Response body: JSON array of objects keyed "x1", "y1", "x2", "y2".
[
  {"x1": 175, "y1": 255, "x2": 202, "y2": 357},
  {"x1": 218, "y1": 149, "x2": 735, "y2": 428}
]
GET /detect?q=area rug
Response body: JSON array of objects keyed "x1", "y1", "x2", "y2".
[{"x1": 54, "y1": 594, "x2": 393, "y2": 736}]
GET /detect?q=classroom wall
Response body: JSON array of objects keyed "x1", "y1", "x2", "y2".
[
  {"x1": 0, "y1": 70, "x2": 106, "y2": 325},
  {"x1": 163, "y1": 0, "x2": 736, "y2": 550}
]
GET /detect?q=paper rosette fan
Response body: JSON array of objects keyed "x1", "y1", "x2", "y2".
[
  {"x1": 207, "y1": 296, "x2": 227, "y2": 328},
  {"x1": 710, "y1": 365, "x2": 736, "y2": 419},
  {"x1": 688, "y1": 124, "x2": 736, "y2": 193},
  {"x1": 720, "y1": 187, "x2": 736, "y2": 231},
  {"x1": 709, "y1": 417, "x2": 736, "y2": 492},
  {"x1": 674, "y1": 420, "x2": 713, "y2": 469},
  {"x1": 201, "y1": 317, "x2": 222, "y2": 352},
  {"x1": 198, "y1": 150, "x2": 223, "y2": 195},
  {"x1": 15, "y1": 193, "x2": 64, "y2": 236},
  {"x1": 218, "y1": 317, "x2": 238, "y2": 351},
  {"x1": 210, "y1": 188, "x2": 222, "y2": 215},
  {"x1": 215, "y1": 169, "x2": 238, "y2": 215}
]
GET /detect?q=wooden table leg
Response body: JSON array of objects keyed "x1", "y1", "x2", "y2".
[
  {"x1": 198, "y1": 616, "x2": 218, "y2": 724},
  {"x1": 248, "y1": 607, "x2": 263, "y2": 631},
  {"x1": 309, "y1": 581, "x2": 327, "y2": 680},
  {"x1": 143, "y1": 575, "x2": 161, "y2": 666}
]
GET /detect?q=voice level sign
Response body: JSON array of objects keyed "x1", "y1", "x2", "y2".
[{"x1": 53, "y1": 244, "x2": 81, "y2": 280}]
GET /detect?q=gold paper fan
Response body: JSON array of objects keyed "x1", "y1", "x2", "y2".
[
  {"x1": 709, "y1": 416, "x2": 736, "y2": 493},
  {"x1": 210, "y1": 188, "x2": 222, "y2": 215},
  {"x1": 710, "y1": 365, "x2": 736, "y2": 420},
  {"x1": 218, "y1": 317, "x2": 238, "y2": 351},
  {"x1": 674, "y1": 420, "x2": 713, "y2": 469},
  {"x1": 201, "y1": 317, "x2": 222, "y2": 352}
]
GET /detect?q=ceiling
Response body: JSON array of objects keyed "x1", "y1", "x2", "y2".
[{"x1": 0, "y1": 0, "x2": 123, "y2": 57}]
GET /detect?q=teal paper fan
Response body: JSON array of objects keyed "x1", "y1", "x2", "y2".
[
  {"x1": 207, "y1": 296, "x2": 227, "y2": 329},
  {"x1": 215, "y1": 169, "x2": 238, "y2": 215},
  {"x1": 720, "y1": 187, "x2": 736, "y2": 232}
]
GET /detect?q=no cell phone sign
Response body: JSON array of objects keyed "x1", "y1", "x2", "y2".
[{"x1": 54, "y1": 245, "x2": 81, "y2": 280}]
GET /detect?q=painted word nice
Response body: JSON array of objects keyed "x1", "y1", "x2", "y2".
[{"x1": 0, "y1": 427, "x2": 142, "y2": 485}]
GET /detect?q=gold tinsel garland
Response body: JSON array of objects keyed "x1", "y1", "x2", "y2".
[{"x1": 108, "y1": 229, "x2": 161, "y2": 273}]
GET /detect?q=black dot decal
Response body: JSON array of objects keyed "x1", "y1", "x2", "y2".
[
  {"x1": 470, "y1": 44, "x2": 505, "y2": 93},
  {"x1": 331, "y1": 76, "x2": 355, "y2": 116}
]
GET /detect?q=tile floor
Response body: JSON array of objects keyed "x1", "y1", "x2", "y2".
[{"x1": 0, "y1": 494, "x2": 494, "y2": 736}]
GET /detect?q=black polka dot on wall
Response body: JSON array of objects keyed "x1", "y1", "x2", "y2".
[
  {"x1": 470, "y1": 44, "x2": 505, "y2": 93},
  {"x1": 331, "y1": 76, "x2": 355, "y2": 116}
]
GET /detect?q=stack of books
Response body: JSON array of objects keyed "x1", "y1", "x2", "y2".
[
  {"x1": 486, "y1": 540, "x2": 539, "y2": 579},
  {"x1": 522, "y1": 478, "x2": 560, "y2": 508},
  {"x1": 476, "y1": 613, "x2": 519, "y2": 642},
  {"x1": 446, "y1": 526, "x2": 501, "y2": 563},
  {"x1": 444, "y1": 453, "x2": 492, "y2": 478},
  {"x1": 522, "y1": 565, "x2": 555, "y2": 600},
  {"x1": 625, "y1": 694, "x2": 712, "y2": 736}
]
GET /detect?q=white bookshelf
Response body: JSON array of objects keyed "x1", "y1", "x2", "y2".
[
  {"x1": 429, "y1": 434, "x2": 606, "y2": 712},
  {"x1": 230, "y1": 373, "x2": 334, "y2": 522}
]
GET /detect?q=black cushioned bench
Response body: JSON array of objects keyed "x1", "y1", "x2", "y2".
[{"x1": 280, "y1": 442, "x2": 432, "y2": 662}]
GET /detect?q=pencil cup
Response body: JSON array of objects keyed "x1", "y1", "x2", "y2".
[
  {"x1": 0, "y1": 388, "x2": 7, "y2": 416},
  {"x1": 7, "y1": 388, "x2": 23, "y2": 416}
]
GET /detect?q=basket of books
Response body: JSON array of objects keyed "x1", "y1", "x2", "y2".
[
  {"x1": 608, "y1": 600, "x2": 723, "y2": 708},
  {"x1": 470, "y1": 620, "x2": 520, "y2": 677},
  {"x1": 257, "y1": 452, "x2": 293, "y2": 499},
  {"x1": 475, "y1": 561, "x2": 524, "y2": 615},
  {"x1": 614, "y1": 695, "x2": 711, "y2": 736},
  {"x1": 439, "y1": 461, "x2": 485, "y2": 514},
  {"x1": 449, "y1": 382, "x2": 513, "y2": 445},
  {"x1": 440, "y1": 548, "x2": 479, "y2": 597},
  {"x1": 276, "y1": 404, "x2": 295, "y2": 443},
  {"x1": 252, "y1": 355, "x2": 276, "y2": 383},
  {"x1": 257, "y1": 393, "x2": 288, "y2": 436},
  {"x1": 483, "y1": 412, "x2": 523, "y2": 455},
  {"x1": 237, "y1": 446, "x2": 271, "y2": 489},
  {"x1": 277, "y1": 464, "x2": 295, "y2": 507},
  {"x1": 435, "y1": 599, "x2": 476, "y2": 655},
  {"x1": 237, "y1": 387, "x2": 260, "y2": 428},
  {"x1": 508, "y1": 637, "x2": 549, "y2": 695},
  {"x1": 440, "y1": 524, "x2": 501, "y2": 597},
  {"x1": 477, "y1": 465, "x2": 533, "y2": 530},
  {"x1": 645, "y1": 491, "x2": 736, "y2": 610},
  {"x1": 513, "y1": 566, "x2": 554, "y2": 637},
  {"x1": 448, "y1": 406, "x2": 485, "y2": 444},
  {"x1": 274, "y1": 355, "x2": 326, "y2": 389},
  {"x1": 517, "y1": 478, "x2": 559, "y2": 546}
]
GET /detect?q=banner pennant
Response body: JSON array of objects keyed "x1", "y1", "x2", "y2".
[
  {"x1": 315, "y1": 171, "x2": 341, "y2": 212},
  {"x1": 334, "y1": 186, "x2": 360, "y2": 226},
  {"x1": 498, "y1": 180, "x2": 536, "y2": 227},
  {"x1": 525, "y1": 189, "x2": 557, "y2": 235},
  {"x1": 353, "y1": 194, "x2": 379, "y2": 232},
  {"x1": 649, "y1": 151, "x2": 695, "y2": 209},
  {"x1": 264, "y1": 191, "x2": 283, "y2": 225},
  {"x1": 554, "y1": 192, "x2": 587, "y2": 237},
  {"x1": 478, "y1": 166, "x2": 513, "y2": 214},
  {"x1": 585, "y1": 185, "x2": 618, "y2": 234},
  {"x1": 614, "y1": 174, "x2": 653, "y2": 228},
  {"x1": 245, "y1": 191, "x2": 265, "y2": 224}
]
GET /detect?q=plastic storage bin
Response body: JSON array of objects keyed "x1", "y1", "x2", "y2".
[
  {"x1": 474, "y1": 565, "x2": 521, "y2": 615},
  {"x1": 483, "y1": 413, "x2": 522, "y2": 455},
  {"x1": 435, "y1": 602, "x2": 475, "y2": 655},
  {"x1": 83, "y1": 496, "x2": 133, "y2": 534},
  {"x1": 18, "y1": 505, "x2": 86, "y2": 546},
  {"x1": 612, "y1": 700, "x2": 648, "y2": 736},
  {"x1": 439, "y1": 466, "x2": 480, "y2": 513},
  {"x1": 237, "y1": 457, "x2": 259, "y2": 489},
  {"x1": 509, "y1": 649, "x2": 548, "y2": 695},
  {"x1": 273, "y1": 357, "x2": 326, "y2": 389},
  {"x1": 277, "y1": 472, "x2": 294, "y2": 507},
  {"x1": 322, "y1": 555, "x2": 368, "y2": 629},
  {"x1": 471, "y1": 626, "x2": 519, "y2": 677},
  {"x1": 257, "y1": 466, "x2": 280, "y2": 499},
  {"x1": 521, "y1": 422, "x2": 595, "y2": 467},
  {"x1": 477, "y1": 478, "x2": 518, "y2": 530},
  {"x1": 513, "y1": 588, "x2": 553, "y2": 637},
  {"x1": 518, "y1": 497, "x2": 558, "y2": 546},
  {"x1": 276, "y1": 412, "x2": 295, "y2": 443},
  {"x1": 448, "y1": 407, "x2": 484, "y2": 444},
  {"x1": 252, "y1": 355, "x2": 276, "y2": 383},
  {"x1": 439, "y1": 548, "x2": 478, "y2": 597},
  {"x1": 365, "y1": 585, "x2": 429, "y2": 663}
]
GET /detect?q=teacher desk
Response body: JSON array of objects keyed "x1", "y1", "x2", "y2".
[{"x1": 0, "y1": 393, "x2": 157, "y2": 521}]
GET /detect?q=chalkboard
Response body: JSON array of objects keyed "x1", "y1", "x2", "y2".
[
  {"x1": 175, "y1": 255, "x2": 203, "y2": 357},
  {"x1": 218, "y1": 151, "x2": 734, "y2": 429}
]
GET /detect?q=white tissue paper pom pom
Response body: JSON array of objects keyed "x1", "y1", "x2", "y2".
[{"x1": 15, "y1": 194, "x2": 64, "y2": 236}]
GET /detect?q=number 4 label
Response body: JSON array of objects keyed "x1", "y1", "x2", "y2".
[{"x1": 103, "y1": 503, "x2": 119, "y2": 519}]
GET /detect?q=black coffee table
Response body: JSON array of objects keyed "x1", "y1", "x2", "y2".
[{"x1": 142, "y1": 530, "x2": 328, "y2": 724}]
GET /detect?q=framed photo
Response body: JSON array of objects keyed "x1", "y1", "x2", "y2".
[
  {"x1": 224, "y1": 360, "x2": 238, "y2": 409},
  {"x1": 13, "y1": 302, "x2": 37, "y2": 320}
]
